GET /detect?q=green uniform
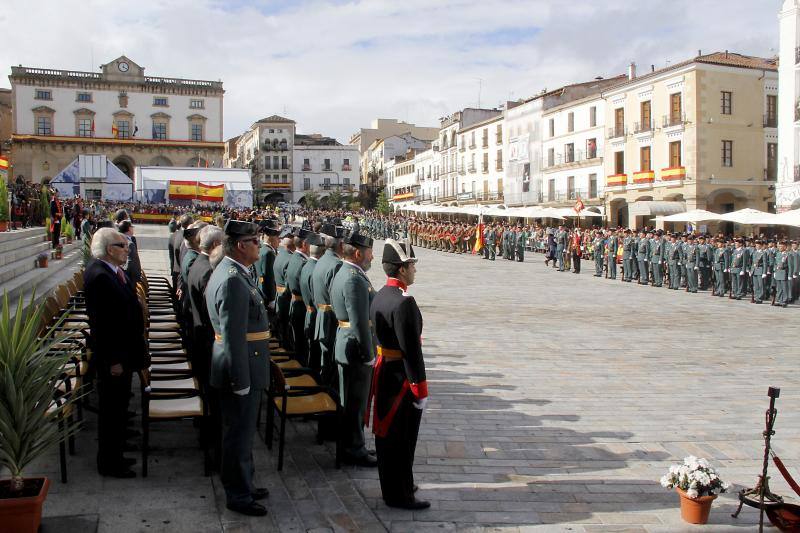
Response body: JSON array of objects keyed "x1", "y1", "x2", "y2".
[
  {"x1": 273, "y1": 246, "x2": 293, "y2": 348},
  {"x1": 712, "y1": 247, "x2": 728, "y2": 296},
  {"x1": 729, "y1": 246, "x2": 746, "y2": 299},
  {"x1": 205, "y1": 255, "x2": 269, "y2": 507},
  {"x1": 750, "y1": 248, "x2": 767, "y2": 303},
  {"x1": 774, "y1": 250, "x2": 790, "y2": 306},
  {"x1": 285, "y1": 251, "x2": 310, "y2": 365},
  {"x1": 312, "y1": 249, "x2": 343, "y2": 388},
  {"x1": 299, "y1": 256, "x2": 320, "y2": 371},
  {"x1": 515, "y1": 230, "x2": 528, "y2": 262},
  {"x1": 330, "y1": 261, "x2": 375, "y2": 460}
]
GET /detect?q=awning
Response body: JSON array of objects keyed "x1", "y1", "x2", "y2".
[{"x1": 628, "y1": 201, "x2": 685, "y2": 217}]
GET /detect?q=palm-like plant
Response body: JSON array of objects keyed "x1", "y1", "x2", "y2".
[{"x1": 0, "y1": 293, "x2": 81, "y2": 495}]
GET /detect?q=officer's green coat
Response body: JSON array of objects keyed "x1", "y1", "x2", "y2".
[
  {"x1": 255, "y1": 243, "x2": 277, "y2": 304},
  {"x1": 181, "y1": 248, "x2": 200, "y2": 285},
  {"x1": 205, "y1": 256, "x2": 269, "y2": 391},
  {"x1": 312, "y1": 249, "x2": 343, "y2": 344},
  {"x1": 330, "y1": 261, "x2": 375, "y2": 365},
  {"x1": 299, "y1": 256, "x2": 318, "y2": 339},
  {"x1": 273, "y1": 246, "x2": 293, "y2": 325}
]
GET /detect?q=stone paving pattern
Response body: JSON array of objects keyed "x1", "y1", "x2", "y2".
[{"x1": 30, "y1": 225, "x2": 800, "y2": 532}]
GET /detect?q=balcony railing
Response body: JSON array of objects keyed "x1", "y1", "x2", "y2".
[
  {"x1": 469, "y1": 142, "x2": 476, "y2": 149},
  {"x1": 322, "y1": 166, "x2": 332, "y2": 171},
  {"x1": 458, "y1": 168, "x2": 466, "y2": 175},
  {"x1": 482, "y1": 164, "x2": 489, "y2": 173},
  {"x1": 474, "y1": 191, "x2": 504, "y2": 202},
  {"x1": 482, "y1": 138, "x2": 489, "y2": 148},
  {"x1": 607, "y1": 126, "x2": 626, "y2": 139},
  {"x1": 662, "y1": 113, "x2": 686, "y2": 128},
  {"x1": 634, "y1": 120, "x2": 654, "y2": 134},
  {"x1": 765, "y1": 166, "x2": 777, "y2": 181},
  {"x1": 459, "y1": 145, "x2": 465, "y2": 152},
  {"x1": 763, "y1": 115, "x2": 777, "y2": 128},
  {"x1": 496, "y1": 164, "x2": 503, "y2": 171},
  {"x1": 302, "y1": 165, "x2": 311, "y2": 171},
  {"x1": 342, "y1": 164, "x2": 351, "y2": 171},
  {"x1": 546, "y1": 149, "x2": 603, "y2": 168}
]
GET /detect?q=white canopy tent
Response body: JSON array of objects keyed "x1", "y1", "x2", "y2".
[
  {"x1": 134, "y1": 166, "x2": 253, "y2": 208},
  {"x1": 771, "y1": 208, "x2": 800, "y2": 227},
  {"x1": 712, "y1": 208, "x2": 779, "y2": 225},
  {"x1": 654, "y1": 209, "x2": 720, "y2": 223}
]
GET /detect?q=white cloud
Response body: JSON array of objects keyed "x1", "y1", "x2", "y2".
[{"x1": 0, "y1": 0, "x2": 779, "y2": 142}]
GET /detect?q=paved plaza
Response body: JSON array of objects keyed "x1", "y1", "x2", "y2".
[{"x1": 35, "y1": 224, "x2": 800, "y2": 532}]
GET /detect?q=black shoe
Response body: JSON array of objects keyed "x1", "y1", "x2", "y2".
[
  {"x1": 343, "y1": 454, "x2": 378, "y2": 467},
  {"x1": 385, "y1": 499, "x2": 430, "y2": 510},
  {"x1": 227, "y1": 501, "x2": 267, "y2": 517},
  {"x1": 413, "y1": 484, "x2": 419, "y2": 493},
  {"x1": 252, "y1": 487, "x2": 269, "y2": 501},
  {"x1": 99, "y1": 467, "x2": 136, "y2": 478},
  {"x1": 754, "y1": 300, "x2": 762, "y2": 304}
]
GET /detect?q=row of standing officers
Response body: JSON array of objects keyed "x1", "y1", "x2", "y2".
[{"x1": 169, "y1": 216, "x2": 430, "y2": 516}]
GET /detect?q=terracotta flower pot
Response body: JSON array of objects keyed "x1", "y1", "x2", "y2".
[
  {"x1": 0, "y1": 477, "x2": 51, "y2": 533},
  {"x1": 0, "y1": 221, "x2": 7, "y2": 232},
  {"x1": 676, "y1": 487, "x2": 717, "y2": 524}
]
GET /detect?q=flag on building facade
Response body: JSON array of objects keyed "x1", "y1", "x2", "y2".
[
  {"x1": 574, "y1": 196, "x2": 585, "y2": 214},
  {"x1": 111, "y1": 123, "x2": 119, "y2": 138}
]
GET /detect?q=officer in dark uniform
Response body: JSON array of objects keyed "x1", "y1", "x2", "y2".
[
  {"x1": 300, "y1": 233, "x2": 324, "y2": 373},
  {"x1": 273, "y1": 226, "x2": 295, "y2": 349},
  {"x1": 286, "y1": 228, "x2": 311, "y2": 365},
  {"x1": 205, "y1": 220, "x2": 270, "y2": 516},
  {"x1": 313, "y1": 224, "x2": 345, "y2": 390},
  {"x1": 255, "y1": 219, "x2": 281, "y2": 331},
  {"x1": 331, "y1": 231, "x2": 377, "y2": 467},
  {"x1": 170, "y1": 214, "x2": 194, "y2": 292},
  {"x1": 367, "y1": 238, "x2": 430, "y2": 510}
]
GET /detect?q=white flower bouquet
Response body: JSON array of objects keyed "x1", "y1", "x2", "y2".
[{"x1": 660, "y1": 456, "x2": 730, "y2": 499}]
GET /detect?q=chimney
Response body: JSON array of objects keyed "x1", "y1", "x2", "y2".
[
  {"x1": 698, "y1": 49, "x2": 702, "y2": 57},
  {"x1": 651, "y1": 64, "x2": 655, "y2": 72},
  {"x1": 628, "y1": 62, "x2": 636, "y2": 80}
]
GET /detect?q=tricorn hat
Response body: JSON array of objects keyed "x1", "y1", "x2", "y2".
[
  {"x1": 278, "y1": 226, "x2": 294, "y2": 239},
  {"x1": 343, "y1": 231, "x2": 374, "y2": 249},
  {"x1": 382, "y1": 238, "x2": 417, "y2": 265},
  {"x1": 306, "y1": 232, "x2": 324, "y2": 246},
  {"x1": 259, "y1": 219, "x2": 281, "y2": 236},
  {"x1": 224, "y1": 220, "x2": 258, "y2": 237},
  {"x1": 320, "y1": 223, "x2": 345, "y2": 239}
]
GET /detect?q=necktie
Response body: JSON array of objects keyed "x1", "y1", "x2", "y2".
[{"x1": 116, "y1": 268, "x2": 128, "y2": 286}]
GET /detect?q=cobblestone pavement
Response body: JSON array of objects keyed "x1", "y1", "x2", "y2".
[{"x1": 34, "y1": 225, "x2": 800, "y2": 532}]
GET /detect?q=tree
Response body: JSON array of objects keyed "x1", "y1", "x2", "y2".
[
  {"x1": 328, "y1": 191, "x2": 343, "y2": 209},
  {"x1": 0, "y1": 178, "x2": 9, "y2": 223},
  {"x1": 376, "y1": 190, "x2": 391, "y2": 215},
  {"x1": 304, "y1": 191, "x2": 319, "y2": 210},
  {"x1": 348, "y1": 198, "x2": 361, "y2": 211}
]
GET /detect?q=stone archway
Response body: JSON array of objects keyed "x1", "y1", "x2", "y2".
[
  {"x1": 608, "y1": 198, "x2": 628, "y2": 228},
  {"x1": 112, "y1": 155, "x2": 136, "y2": 178},
  {"x1": 186, "y1": 157, "x2": 208, "y2": 167},
  {"x1": 263, "y1": 192, "x2": 285, "y2": 204},
  {"x1": 149, "y1": 155, "x2": 173, "y2": 166}
]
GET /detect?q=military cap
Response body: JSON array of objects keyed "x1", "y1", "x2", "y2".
[
  {"x1": 296, "y1": 227, "x2": 312, "y2": 240},
  {"x1": 306, "y1": 232, "x2": 324, "y2": 246},
  {"x1": 224, "y1": 219, "x2": 258, "y2": 236},
  {"x1": 259, "y1": 219, "x2": 281, "y2": 236},
  {"x1": 383, "y1": 238, "x2": 417, "y2": 265},
  {"x1": 624, "y1": 229, "x2": 631, "y2": 234},
  {"x1": 320, "y1": 223, "x2": 345, "y2": 238},
  {"x1": 344, "y1": 231, "x2": 374, "y2": 249},
  {"x1": 278, "y1": 226, "x2": 294, "y2": 239},
  {"x1": 183, "y1": 226, "x2": 202, "y2": 239}
]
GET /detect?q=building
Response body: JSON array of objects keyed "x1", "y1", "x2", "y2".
[
  {"x1": 365, "y1": 133, "x2": 431, "y2": 190},
  {"x1": 0, "y1": 88, "x2": 11, "y2": 159},
  {"x1": 228, "y1": 114, "x2": 358, "y2": 204},
  {"x1": 503, "y1": 95, "x2": 545, "y2": 206},
  {"x1": 778, "y1": 0, "x2": 800, "y2": 211},
  {"x1": 540, "y1": 76, "x2": 626, "y2": 212},
  {"x1": 8, "y1": 56, "x2": 224, "y2": 183},
  {"x1": 386, "y1": 148, "x2": 436, "y2": 208},
  {"x1": 456, "y1": 114, "x2": 505, "y2": 203},
  {"x1": 601, "y1": 52, "x2": 778, "y2": 229},
  {"x1": 349, "y1": 118, "x2": 439, "y2": 187}
]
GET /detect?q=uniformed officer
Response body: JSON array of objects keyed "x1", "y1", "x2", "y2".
[
  {"x1": 592, "y1": 231, "x2": 604, "y2": 277},
  {"x1": 300, "y1": 233, "x2": 324, "y2": 373},
  {"x1": 556, "y1": 225, "x2": 567, "y2": 271},
  {"x1": 367, "y1": 238, "x2": 430, "y2": 510},
  {"x1": 286, "y1": 228, "x2": 311, "y2": 366},
  {"x1": 313, "y1": 224, "x2": 345, "y2": 391},
  {"x1": 205, "y1": 220, "x2": 270, "y2": 516},
  {"x1": 515, "y1": 225, "x2": 528, "y2": 262},
  {"x1": 484, "y1": 224, "x2": 496, "y2": 260},
  {"x1": 273, "y1": 227, "x2": 295, "y2": 349},
  {"x1": 649, "y1": 230, "x2": 664, "y2": 287},
  {"x1": 622, "y1": 230, "x2": 634, "y2": 282},
  {"x1": 712, "y1": 239, "x2": 728, "y2": 297},
  {"x1": 637, "y1": 230, "x2": 650, "y2": 285},
  {"x1": 729, "y1": 238, "x2": 747, "y2": 300},
  {"x1": 667, "y1": 233, "x2": 681, "y2": 290},
  {"x1": 255, "y1": 219, "x2": 281, "y2": 332},
  {"x1": 750, "y1": 240, "x2": 768, "y2": 304},
  {"x1": 684, "y1": 235, "x2": 699, "y2": 293},
  {"x1": 330, "y1": 231, "x2": 378, "y2": 467},
  {"x1": 697, "y1": 235, "x2": 712, "y2": 290},
  {"x1": 606, "y1": 230, "x2": 619, "y2": 280},
  {"x1": 773, "y1": 241, "x2": 791, "y2": 307}
]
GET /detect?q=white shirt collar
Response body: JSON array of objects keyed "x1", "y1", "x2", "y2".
[
  {"x1": 226, "y1": 256, "x2": 250, "y2": 273},
  {"x1": 100, "y1": 259, "x2": 119, "y2": 274},
  {"x1": 295, "y1": 250, "x2": 308, "y2": 259}
]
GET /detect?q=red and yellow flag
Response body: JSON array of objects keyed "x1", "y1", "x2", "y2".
[
  {"x1": 168, "y1": 180, "x2": 224, "y2": 202},
  {"x1": 0, "y1": 156, "x2": 8, "y2": 170},
  {"x1": 473, "y1": 215, "x2": 484, "y2": 254},
  {"x1": 197, "y1": 183, "x2": 224, "y2": 202},
  {"x1": 111, "y1": 123, "x2": 119, "y2": 138}
]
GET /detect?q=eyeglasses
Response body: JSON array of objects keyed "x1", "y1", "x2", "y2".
[{"x1": 111, "y1": 243, "x2": 129, "y2": 249}]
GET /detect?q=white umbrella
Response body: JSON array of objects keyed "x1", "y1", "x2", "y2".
[
  {"x1": 771, "y1": 208, "x2": 800, "y2": 227},
  {"x1": 714, "y1": 208, "x2": 777, "y2": 225},
  {"x1": 654, "y1": 209, "x2": 718, "y2": 223}
]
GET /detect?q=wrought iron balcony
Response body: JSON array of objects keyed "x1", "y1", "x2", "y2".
[
  {"x1": 662, "y1": 113, "x2": 686, "y2": 128},
  {"x1": 763, "y1": 115, "x2": 777, "y2": 128},
  {"x1": 634, "y1": 120, "x2": 654, "y2": 134},
  {"x1": 607, "y1": 126, "x2": 626, "y2": 139}
]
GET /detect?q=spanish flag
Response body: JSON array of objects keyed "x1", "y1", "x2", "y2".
[
  {"x1": 168, "y1": 180, "x2": 224, "y2": 202},
  {"x1": 111, "y1": 123, "x2": 119, "y2": 138},
  {"x1": 472, "y1": 214, "x2": 484, "y2": 254},
  {"x1": 197, "y1": 182, "x2": 224, "y2": 202},
  {"x1": 0, "y1": 156, "x2": 8, "y2": 171}
]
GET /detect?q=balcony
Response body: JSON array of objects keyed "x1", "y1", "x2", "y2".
[
  {"x1": 763, "y1": 115, "x2": 777, "y2": 128},
  {"x1": 482, "y1": 138, "x2": 489, "y2": 148},
  {"x1": 632, "y1": 170, "x2": 655, "y2": 184},
  {"x1": 322, "y1": 166, "x2": 332, "y2": 171},
  {"x1": 634, "y1": 120, "x2": 654, "y2": 134},
  {"x1": 545, "y1": 149, "x2": 603, "y2": 169},
  {"x1": 662, "y1": 113, "x2": 686, "y2": 128},
  {"x1": 458, "y1": 168, "x2": 466, "y2": 176},
  {"x1": 765, "y1": 166, "x2": 777, "y2": 181},
  {"x1": 469, "y1": 142, "x2": 476, "y2": 149},
  {"x1": 606, "y1": 174, "x2": 628, "y2": 187},
  {"x1": 474, "y1": 191, "x2": 504, "y2": 202},
  {"x1": 496, "y1": 163, "x2": 503, "y2": 171},
  {"x1": 342, "y1": 164, "x2": 351, "y2": 171},
  {"x1": 468, "y1": 164, "x2": 476, "y2": 173},
  {"x1": 607, "y1": 126, "x2": 626, "y2": 139},
  {"x1": 459, "y1": 145, "x2": 465, "y2": 152},
  {"x1": 261, "y1": 182, "x2": 292, "y2": 190},
  {"x1": 482, "y1": 164, "x2": 489, "y2": 173},
  {"x1": 660, "y1": 166, "x2": 686, "y2": 181},
  {"x1": 302, "y1": 165, "x2": 311, "y2": 171}
]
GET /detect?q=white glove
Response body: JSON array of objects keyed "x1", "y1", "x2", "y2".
[
  {"x1": 233, "y1": 386, "x2": 250, "y2": 396},
  {"x1": 739, "y1": 271, "x2": 744, "y2": 276},
  {"x1": 364, "y1": 358, "x2": 376, "y2": 367},
  {"x1": 762, "y1": 274, "x2": 767, "y2": 279},
  {"x1": 267, "y1": 301, "x2": 275, "y2": 311},
  {"x1": 694, "y1": 267, "x2": 699, "y2": 271},
  {"x1": 412, "y1": 397, "x2": 428, "y2": 411},
  {"x1": 644, "y1": 259, "x2": 648, "y2": 262}
]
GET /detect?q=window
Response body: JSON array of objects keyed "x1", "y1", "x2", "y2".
[
  {"x1": 614, "y1": 108, "x2": 625, "y2": 137},
  {"x1": 496, "y1": 124, "x2": 502, "y2": 143},
  {"x1": 36, "y1": 116, "x2": 52, "y2": 135},
  {"x1": 77, "y1": 118, "x2": 93, "y2": 137},
  {"x1": 587, "y1": 138, "x2": 597, "y2": 159},
  {"x1": 35, "y1": 89, "x2": 52, "y2": 100},
  {"x1": 548, "y1": 118, "x2": 555, "y2": 137},
  {"x1": 496, "y1": 149, "x2": 503, "y2": 170},
  {"x1": 589, "y1": 174, "x2": 598, "y2": 198},
  {"x1": 548, "y1": 179, "x2": 555, "y2": 201},
  {"x1": 482, "y1": 152, "x2": 489, "y2": 172},
  {"x1": 303, "y1": 178, "x2": 311, "y2": 190},
  {"x1": 117, "y1": 120, "x2": 130, "y2": 139},
  {"x1": 265, "y1": 156, "x2": 271, "y2": 169},
  {"x1": 153, "y1": 122, "x2": 167, "y2": 140},
  {"x1": 766, "y1": 95, "x2": 777, "y2": 127},
  {"x1": 190, "y1": 99, "x2": 204, "y2": 109},
  {"x1": 281, "y1": 174, "x2": 288, "y2": 182},
  {"x1": 323, "y1": 177, "x2": 331, "y2": 189},
  {"x1": 589, "y1": 106, "x2": 597, "y2": 127},
  {"x1": 669, "y1": 93, "x2": 682, "y2": 124},
  {"x1": 303, "y1": 158, "x2": 311, "y2": 170},
  {"x1": 640, "y1": 101, "x2": 652, "y2": 131},
  {"x1": 567, "y1": 112, "x2": 574, "y2": 133},
  {"x1": 343, "y1": 177, "x2": 351, "y2": 187},
  {"x1": 482, "y1": 128, "x2": 488, "y2": 147},
  {"x1": 343, "y1": 158, "x2": 350, "y2": 166},
  {"x1": 567, "y1": 176, "x2": 575, "y2": 199},
  {"x1": 767, "y1": 142, "x2": 777, "y2": 180},
  {"x1": 640, "y1": 146, "x2": 651, "y2": 171},
  {"x1": 547, "y1": 147, "x2": 555, "y2": 167},
  {"x1": 721, "y1": 91, "x2": 732, "y2": 115},
  {"x1": 614, "y1": 151, "x2": 625, "y2": 174},
  {"x1": 470, "y1": 153, "x2": 476, "y2": 172},
  {"x1": 470, "y1": 131, "x2": 475, "y2": 148},
  {"x1": 273, "y1": 156, "x2": 279, "y2": 169},
  {"x1": 722, "y1": 140, "x2": 733, "y2": 167},
  {"x1": 281, "y1": 156, "x2": 288, "y2": 169},
  {"x1": 76, "y1": 92, "x2": 92, "y2": 102},
  {"x1": 191, "y1": 123, "x2": 203, "y2": 141},
  {"x1": 323, "y1": 158, "x2": 331, "y2": 171},
  {"x1": 669, "y1": 141, "x2": 682, "y2": 167},
  {"x1": 565, "y1": 143, "x2": 575, "y2": 163},
  {"x1": 153, "y1": 96, "x2": 168, "y2": 106}
]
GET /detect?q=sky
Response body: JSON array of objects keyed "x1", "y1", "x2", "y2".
[{"x1": 0, "y1": 0, "x2": 781, "y2": 143}]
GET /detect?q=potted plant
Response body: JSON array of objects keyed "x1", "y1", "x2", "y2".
[
  {"x1": 660, "y1": 456, "x2": 729, "y2": 524},
  {"x1": 0, "y1": 178, "x2": 9, "y2": 232},
  {"x1": 61, "y1": 216, "x2": 74, "y2": 244},
  {"x1": 53, "y1": 245, "x2": 63, "y2": 261},
  {"x1": 35, "y1": 252, "x2": 48, "y2": 268},
  {"x1": 0, "y1": 292, "x2": 81, "y2": 532}
]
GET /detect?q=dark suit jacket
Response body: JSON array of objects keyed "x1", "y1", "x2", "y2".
[
  {"x1": 84, "y1": 259, "x2": 146, "y2": 372},
  {"x1": 123, "y1": 237, "x2": 142, "y2": 284},
  {"x1": 170, "y1": 229, "x2": 184, "y2": 276},
  {"x1": 188, "y1": 253, "x2": 214, "y2": 336}
]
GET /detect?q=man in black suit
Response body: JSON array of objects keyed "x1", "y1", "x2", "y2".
[
  {"x1": 84, "y1": 227, "x2": 147, "y2": 478},
  {"x1": 118, "y1": 220, "x2": 142, "y2": 284},
  {"x1": 170, "y1": 213, "x2": 193, "y2": 292},
  {"x1": 49, "y1": 190, "x2": 62, "y2": 249}
]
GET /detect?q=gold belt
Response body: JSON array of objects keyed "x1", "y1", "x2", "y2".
[
  {"x1": 291, "y1": 294, "x2": 303, "y2": 302},
  {"x1": 317, "y1": 303, "x2": 333, "y2": 312},
  {"x1": 306, "y1": 305, "x2": 314, "y2": 312},
  {"x1": 276, "y1": 285, "x2": 286, "y2": 293},
  {"x1": 214, "y1": 331, "x2": 271, "y2": 342},
  {"x1": 377, "y1": 346, "x2": 402, "y2": 360},
  {"x1": 338, "y1": 320, "x2": 372, "y2": 328}
]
